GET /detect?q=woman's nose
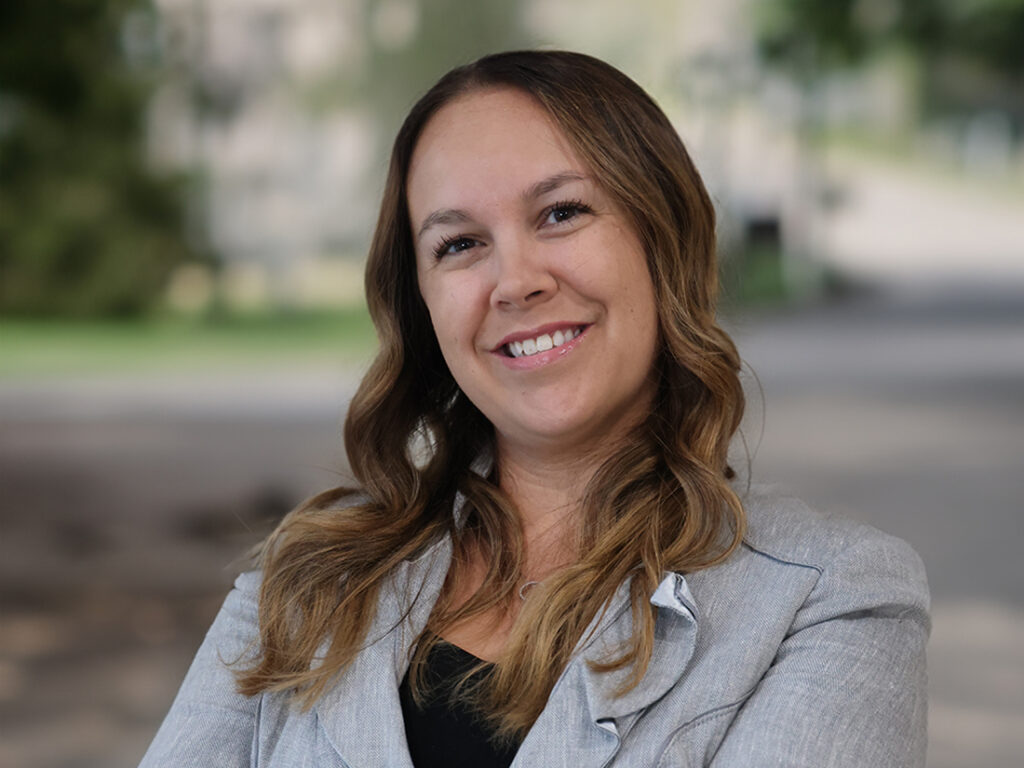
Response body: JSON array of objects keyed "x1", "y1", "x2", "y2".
[{"x1": 489, "y1": 237, "x2": 557, "y2": 309}]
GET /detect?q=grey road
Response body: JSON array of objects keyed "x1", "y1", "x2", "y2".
[{"x1": 1, "y1": 285, "x2": 1021, "y2": 767}]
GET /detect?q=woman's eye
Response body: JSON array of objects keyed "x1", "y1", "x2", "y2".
[
  {"x1": 433, "y1": 235, "x2": 478, "y2": 258},
  {"x1": 543, "y1": 200, "x2": 592, "y2": 226}
]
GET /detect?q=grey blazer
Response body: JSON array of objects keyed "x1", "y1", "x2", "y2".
[{"x1": 139, "y1": 489, "x2": 929, "y2": 767}]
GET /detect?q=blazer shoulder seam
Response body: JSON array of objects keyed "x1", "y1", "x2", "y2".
[{"x1": 740, "y1": 540, "x2": 825, "y2": 575}]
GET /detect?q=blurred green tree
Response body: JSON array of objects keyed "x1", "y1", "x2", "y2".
[
  {"x1": 0, "y1": 0, "x2": 193, "y2": 317},
  {"x1": 757, "y1": 0, "x2": 1024, "y2": 113}
]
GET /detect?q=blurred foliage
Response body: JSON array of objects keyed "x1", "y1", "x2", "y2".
[
  {"x1": 757, "y1": 0, "x2": 1024, "y2": 113},
  {"x1": 0, "y1": 0, "x2": 194, "y2": 318},
  {"x1": 758, "y1": 0, "x2": 1024, "y2": 74}
]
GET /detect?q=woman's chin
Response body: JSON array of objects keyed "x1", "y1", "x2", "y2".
[{"x1": 492, "y1": 411, "x2": 639, "y2": 462}]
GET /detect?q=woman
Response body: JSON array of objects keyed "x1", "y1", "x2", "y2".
[{"x1": 140, "y1": 51, "x2": 929, "y2": 767}]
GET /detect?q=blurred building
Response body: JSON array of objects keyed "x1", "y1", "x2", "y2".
[{"x1": 150, "y1": 0, "x2": 376, "y2": 309}]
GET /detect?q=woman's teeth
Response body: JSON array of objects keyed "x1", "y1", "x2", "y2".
[{"x1": 505, "y1": 327, "x2": 582, "y2": 358}]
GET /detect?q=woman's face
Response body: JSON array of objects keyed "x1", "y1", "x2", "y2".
[{"x1": 407, "y1": 88, "x2": 659, "y2": 459}]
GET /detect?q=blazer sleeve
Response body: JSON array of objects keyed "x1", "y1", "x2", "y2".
[
  {"x1": 138, "y1": 571, "x2": 263, "y2": 768},
  {"x1": 709, "y1": 531, "x2": 931, "y2": 767}
]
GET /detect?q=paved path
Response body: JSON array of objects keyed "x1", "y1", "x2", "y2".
[
  {"x1": 1, "y1": 286, "x2": 1022, "y2": 767},
  {"x1": 820, "y1": 149, "x2": 1024, "y2": 284}
]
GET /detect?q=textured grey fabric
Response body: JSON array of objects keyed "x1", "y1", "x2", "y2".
[{"x1": 139, "y1": 488, "x2": 929, "y2": 767}]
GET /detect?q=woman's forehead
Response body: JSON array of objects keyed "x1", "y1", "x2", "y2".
[{"x1": 406, "y1": 88, "x2": 587, "y2": 222}]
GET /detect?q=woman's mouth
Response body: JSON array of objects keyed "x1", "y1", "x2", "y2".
[{"x1": 503, "y1": 326, "x2": 584, "y2": 358}]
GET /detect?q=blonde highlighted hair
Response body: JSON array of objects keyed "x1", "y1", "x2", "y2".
[{"x1": 237, "y1": 50, "x2": 746, "y2": 741}]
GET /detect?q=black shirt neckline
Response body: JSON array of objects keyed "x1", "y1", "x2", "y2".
[{"x1": 399, "y1": 641, "x2": 518, "y2": 768}]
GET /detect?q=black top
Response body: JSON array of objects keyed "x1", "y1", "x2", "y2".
[{"x1": 399, "y1": 641, "x2": 519, "y2": 768}]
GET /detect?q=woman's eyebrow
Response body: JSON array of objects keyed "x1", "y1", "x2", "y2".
[
  {"x1": 416, "y1": 208, "x2": 471, "y2": 241},
  {"x1": 415, "y1": 171, "x2": 589, "y2": 242},
  {"x1": 522, "y1": 171, "x2": 588, "y2": 201}
]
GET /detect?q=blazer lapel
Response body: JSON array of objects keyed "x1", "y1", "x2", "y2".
[
  {"x1": 513, "y1": 573, "x2": 699, "y2": 768},
  {"x1": 313, "y1": 536, "x2": 452, "y2": 768}
]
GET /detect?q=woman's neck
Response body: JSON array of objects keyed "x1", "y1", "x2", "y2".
[{"x1": 494, "y1": 440, "x2": 613, "y2": 575}]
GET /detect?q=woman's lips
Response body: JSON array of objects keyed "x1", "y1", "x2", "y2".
[
  {"x1": 493, "y1": 321, "x2": 590, "y2": 351},
  {"x1": 504, "y1": 325, "x2": 582, "y2": 358},
  {"x1": 492, "y1": 324, "x2": 590, "y2": 369}
]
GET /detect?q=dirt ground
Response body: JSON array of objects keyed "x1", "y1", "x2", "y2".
[{"x1": 1, "y1": 286, "x2": 1022, "y2": 767}]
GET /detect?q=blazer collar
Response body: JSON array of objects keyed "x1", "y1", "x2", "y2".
[
  {"x1": 584, "y1": 572, "x2": 700, "y2": 720},
  {"x1": 512, "y1": 572, "x2": 700, "y2": 767}
]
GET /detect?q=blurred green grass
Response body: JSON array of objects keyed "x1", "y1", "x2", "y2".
[
  {"x1": 0, "y1": 307, "x2": 378, "y2": 378},
  {"x1": 0, "y1": 251, "x2": 813, "y2": 380}
]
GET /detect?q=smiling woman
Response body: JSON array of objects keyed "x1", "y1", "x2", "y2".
[{"x1": 140, "y1": 51, "x2": 929, "y2": 768}]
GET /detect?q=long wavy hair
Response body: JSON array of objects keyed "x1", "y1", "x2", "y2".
[{"x1": 238, "y1": 50, "x2": 746, "y2": 741}]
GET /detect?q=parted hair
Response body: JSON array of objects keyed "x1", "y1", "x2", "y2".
[{"x1": 237, "y1": 50, "x2": 746, "y2": 740}]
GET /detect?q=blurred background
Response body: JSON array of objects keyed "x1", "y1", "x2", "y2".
[{"x1": 1, "y1": 1, "x2": 1022, "y2": 766}]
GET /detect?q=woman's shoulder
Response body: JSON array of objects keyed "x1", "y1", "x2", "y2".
[
  {"x1": 138, "y1": 570, "x2": 265, "y2": 767},
  {"x1": 656, "y1": 485, "x2": 932, "y2": 767},
  {"x1": 739, "y1": 485, "x2": 923, "y2": 571},
  {"x1": 196, "y1": 570, "x2": 264, "y2": 665},
  {"x1": 730, "y1": 484, "x2": 930, "y2": 616}
]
